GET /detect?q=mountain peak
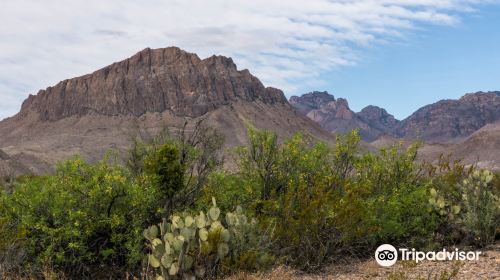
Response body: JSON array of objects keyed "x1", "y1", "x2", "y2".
[
  {"x1": 459, "y1": 91, "x2": 500, "y2": 102},
  {"x1": 18, "y1": 47, "x2": 286, "y2": 122},
  {"x1": 289, "y1": 91, "x2": 335, "y2": 114}
]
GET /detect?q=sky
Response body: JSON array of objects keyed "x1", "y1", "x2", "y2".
[{"x1": 1, "y1": 0, "x2": 499, "y2": 120}]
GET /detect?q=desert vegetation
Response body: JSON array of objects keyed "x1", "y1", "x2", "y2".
[{"x1": 0, "y1": 124, "x2": 499, "y2": 279}]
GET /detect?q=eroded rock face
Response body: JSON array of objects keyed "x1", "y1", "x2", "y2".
[
  {"x1": 357, "y1": 105, "x2": 398, "y2": 135},
  {"x1": 289, "y1": 91, "x2": 399, "y2": 141},
  {"x1": 291, "y1": 91, "x2": 500, "y2": 143},
  {"x1": 18, "y1": 47, "x2": 287, "y2": 122},
  {"x1": 289, "y1": 91, "x2": 336, "y2": 115},
  {"x1": 0, "y1": 47, "x2": 332, "y2": 176},
  {"x1": 396, "y1": 91, "x2": 500, "y2": 142}
]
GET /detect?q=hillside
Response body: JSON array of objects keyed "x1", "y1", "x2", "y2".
[{"x1": 0, "y1": 47, "x2": 332, "y2": 177}]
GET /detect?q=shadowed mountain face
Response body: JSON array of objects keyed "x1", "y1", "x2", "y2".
[{"x1": 0, "y1": 47, "x2": 332, "y2": 177}]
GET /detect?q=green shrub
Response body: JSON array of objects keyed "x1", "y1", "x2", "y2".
[
  {"x1": 461, "y1": 170, "x2": 499, "y2": 246},
  {"x1": 0, "y1": 157, "x2": 155, "y2": 272},
  {"x1": 143, "y1": 198, "x2": 272, "y2": 279},
  {"x1": 236, "y1": 130, "x2": 355, "y2": 270},
  {"x1": 198, "y1": 171, "x2": 257, "y2": 213},
  {"x1": 354, "y1": 144, "x2": 440, "y2": 247},
  {"x1": 130, "y1": 120, "x2": 224, "y2": 217},
  {"x1": 235, "y1": 129, "x2": 444, "y2": 270}
]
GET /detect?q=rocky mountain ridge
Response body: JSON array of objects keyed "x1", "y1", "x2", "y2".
[
  {"x1": 0, "y1": 47, "x2": 331, "y2": 178},
  {"x1": 16, "y1": 47, "x2": 286, "y2": 122},
  {"x1": 290, "y1": 91, "x2": 500, "y2": 143},
  {"x1": 396, "y1": 91, "x2": 500, "y2": 141},
  {"x1": 289, "y1": 91, "x2": 398, "y2": 141}
]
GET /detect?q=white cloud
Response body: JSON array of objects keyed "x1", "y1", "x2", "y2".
[{"x1": 0, "y1": 0, "x2": 496, "y2": 119}]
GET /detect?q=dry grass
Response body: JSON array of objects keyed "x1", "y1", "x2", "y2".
[
  {"x1": 1, "y1": 244, "x2": 498, "y2": 279},
  {"x1": 225, "y1": 243, "x2": 500, "y2": 280}
]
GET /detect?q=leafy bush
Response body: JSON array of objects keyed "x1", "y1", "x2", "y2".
[
  {"x1": 143, "y1": 198, "x2": 271, "y2": 279},
  {"x1": 461, "y1": 170, "x2": 500, "y2": 246},
  {"x1": 354, "y1": 144, "x2": 440, "y2": 248},
  {"x1": 199, "y1": 171, "x2": 258, "y2": 213},
  {"x1": 234, "y1": 129, "x2": 445, "y2": 270},
  {"x1": 129, "y1": 120, "x2": 224, "y2": 217},
  {"x1": 0, "y1": 157, "x2": 155, "y2": 273}
]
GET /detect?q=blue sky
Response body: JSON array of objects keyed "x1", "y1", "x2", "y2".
[
  {"x1": 1, "y1": 0, "x2": 499, "y2": 120},
  {"x1": 314, "y1": 7, "x2": 500, "y2": 119}
]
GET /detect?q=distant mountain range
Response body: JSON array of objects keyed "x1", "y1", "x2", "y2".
[
  {"x1": 290, "y1": 90, "x2": 500, "y2": 142},
  {"x1": 0, "y1": 47, "x2": 499, "y2": 181}
]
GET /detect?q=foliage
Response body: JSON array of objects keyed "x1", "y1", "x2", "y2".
[
  {"x1": 129, "y1": 120, "x2": 224, "y2": 217},
  {"x1": 144, "y1": 143, "x2": 185, "y2": 215},
  {"x1": 234, "y1": 129, "x2": 444, "y2": 270},
  {"x1": 353, "y1": 143, "x2": 440, "y2": 247},
  {"x1": 199, "y1": 171, "x2": 257, "y2": 213},
  {"x1": 0, "y1": 157, "x2": 155, "y2": 273},
  {"x1": 143, "y1": 198, "x2": 271, "y2": 279},
  {"x1": 2, "y1": 123, "x2": 499, "y2": 277},
  {"x1": 461, "y1": 170, "x2": 500, "y2": 246}
]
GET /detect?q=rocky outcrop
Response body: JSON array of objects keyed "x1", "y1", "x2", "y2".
[
  {"x1": 17, "y1": 47, "x2": 287, "y2": 122},
  {"x1": 0, "y1": 47, "x2": 332, "y2": 175},
  {"x1": 291, "y1": 91, "x2": 500, "y2": 143},
  {"x1": 395, "y1": 91, "x2": 500, "y2": 142},
  {"x1": 357, "y1": 105, "x2": 398, "y2": 135},
  {"x1": 289, "y1": 91, "x2": 336, "y2": 115},
  {"x1": 289, "y1": 91, "x2": 399, "y2": 141}
]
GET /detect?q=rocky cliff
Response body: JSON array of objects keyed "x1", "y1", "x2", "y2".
[
  {"x1": 291, "y1": 91, "x2": 500, "y2": 143},
  {"x1": 17, "y1": 47, "x2": 286, "y2": 122},
  {"x1": 0, "y1": 47, "x2": 332, "y2": 177},
  {"x1": 289, "y1": 91, "x2": 398, "y2": 141}
]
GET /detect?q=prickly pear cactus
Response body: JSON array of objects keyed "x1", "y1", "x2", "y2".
[
  {"x1": 143, "y1": 198, "x2": 256, "y2": 279},
  {"x1": 428, "y1": 187, "x2": 462, "y2": 220},
  {"x1": 461, "y1": 170, "x2": 499, "y2": 246}
]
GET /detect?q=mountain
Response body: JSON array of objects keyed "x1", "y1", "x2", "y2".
[
  {"x1": 290, "y1": 91, "x2": 500, "y2": 143},
  {"x1": 447, "y1": 121, "x2": 500, "y2": 170},
  {"x1": 289, "y1": 91, "x2": 398, "y2": 141},
  {"x1": 290, "y1": 91, "x2": 500, "y2": 170},
  {"x1": 0, "y1": 47, "x2": 332, "y2": 177},
  {"x1": 396, "y1": 91, "x2": 500, "y2": 142}
]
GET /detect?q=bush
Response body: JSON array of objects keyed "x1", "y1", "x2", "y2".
[
  {"x1": 129, "y1": 120, "x2": 224, "y2": 217},
  {"x1": 235, "y1": 129, "x2": 445, "y2": 270},
  {"x1": 354, "y1": 144, "x2": 440, "y2": 248},
  {"x1": 0, "y1": 157, "x2": 155, "y2": 274},
  {"x1": 199, "y1": 171, "x2": 258, "y2": 213},
  {"x1": 461, "y1": 170, "x2": 500, "y2": 246}
]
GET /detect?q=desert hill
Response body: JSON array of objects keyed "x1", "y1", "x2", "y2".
[{"x1": 0, "y1": 47, "x2": 332, "y2": 177}]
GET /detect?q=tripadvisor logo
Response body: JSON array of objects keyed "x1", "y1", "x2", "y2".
[
  {"x1": 375, "y1": 244, "x2": 398, "y2": 267},
  {"x1": 374, "y1": 244, "x2": 482, "y2": 267}
]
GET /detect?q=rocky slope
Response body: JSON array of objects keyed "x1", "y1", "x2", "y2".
[
  {"x1": 0, "y1": 47, "x2": 332, "y2": 177},
  {"x1": 291, "y1": 91, "x2": 500, "y2": 143},
  {"x1": 289, "y1": 91, "x2": 398, "y2": 141},
  {"x1": 396, "y1": 91, "x2": 500, "y2": 142},
  {"x1": 17, "y1": 47, "x2": 287, "y2": 122},
  {"x1": 447, "y1": 121, "x2": 500, "y2": 170}
]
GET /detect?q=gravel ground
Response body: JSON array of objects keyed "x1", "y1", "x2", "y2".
[{"x1": 228, "y1": 243, "x2": 500, "y2": 280}]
